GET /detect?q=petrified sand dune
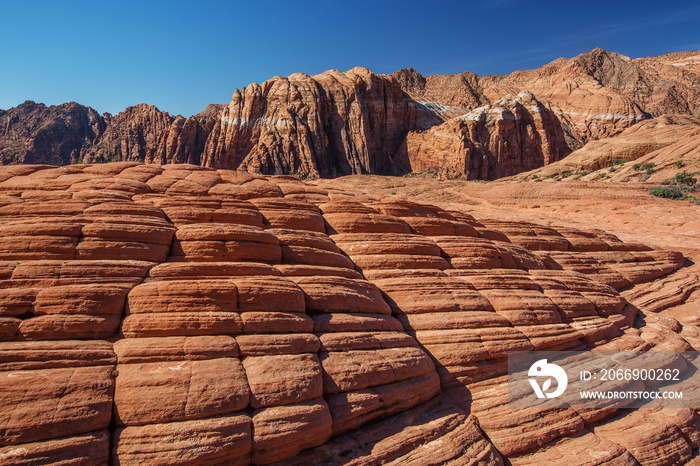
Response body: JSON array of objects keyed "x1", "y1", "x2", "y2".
[{"x1": 0, "y1": 162, "x2": 698, "y2": 464}]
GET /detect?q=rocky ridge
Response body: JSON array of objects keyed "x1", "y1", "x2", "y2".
[
  {"x1": 405, "y1": 91, "x2": 571, "y2": 179},
  {"x1": 507, "y1": 114, "x2": 700, "y2": 183},
  {"x1": 0, "y1": 162, "x2": 697, "y2": 464},
  {"x1": 0, "y1": 101, "x2": 108, "y2": 166},
  {"x1": 2, "y1": 48, "x2": 700, "y2": 179}
]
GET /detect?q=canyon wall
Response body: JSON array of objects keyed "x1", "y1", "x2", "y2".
[{"x1": 2, "y1": 49, "x2": 699, "y2": 179}]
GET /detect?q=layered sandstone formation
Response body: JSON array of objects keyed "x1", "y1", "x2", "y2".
[
  {"x1": 199, "y1": 67, "x2": 416, "y2": 177},
  {"x1": 396, "y1": 48, "x2": 700, "y2": 144},
  {"x1": 0, "y1": 162, "x2": 698, "y2": 464},
  {"x1": 395, "y1": 49, "x2": 700, "y2": 179},
  {"x1": 3, "y1": 48, "x2": 700, "y2": 180},
  {"x1": 86, "y1": 104, "x2": 221, "y2": 166},
  {"x1": 406, "y1": 91, "x2": 571, "y2": 179},
  {"x1": 79, "y1": 68, "x2": 416, "y2": 178},
  {"x1": 513, "y1": 114, "x2": 700, "y2": 179}
]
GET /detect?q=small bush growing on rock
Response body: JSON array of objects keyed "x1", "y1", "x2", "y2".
[
  {"x1": 633, "y1": 162, "x2": 656, "y2": 177},
  {"x1": 674, "y1": 170, "x2": 697, "y2": 186},
  {"x1": 659, "y1": 179, "x2": 671, "y2": 185},
  {"x1": 649, "y1": 186, "x2": 683, "y2": 199},
  {"x1": 675, "y1": 160, "x2": 684, "y2": 168}
]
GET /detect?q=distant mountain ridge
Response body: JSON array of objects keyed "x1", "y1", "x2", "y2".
[{"x1": 2, "y1": 48, "x2": 699, "y2": 179}]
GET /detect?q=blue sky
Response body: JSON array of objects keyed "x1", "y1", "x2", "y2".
[{"x1": 2, "y1": 0, "x2": 699, "y2": 116}]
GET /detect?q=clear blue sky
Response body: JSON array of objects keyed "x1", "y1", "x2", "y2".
[{"x1": 2, "y1": 0, "x2": 699, "y2": 117}]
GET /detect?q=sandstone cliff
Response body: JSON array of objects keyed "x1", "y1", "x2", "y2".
[
  {"x1": 396, "y1": 49, "x2": 700, "y2": 145},
  {"x1": 514, "y1": 114, "x2": 700, "y2": 181},
  {"x1": 84, "y1": 104, "x2": 221, "y2": 166},
  {"x1": 200, "y1": 67, "x2": 416, "y2": 177},
  {"x1": 2, "y1": 49, "x2": 700, "y2": 179},
  {"x1": 406, "y1": 91, "x2": 570, "y2": 179}
]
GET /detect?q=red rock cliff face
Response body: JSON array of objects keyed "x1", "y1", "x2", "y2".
[
  {"x1": 406, "y1": 91, "x2": 570, "y2": 179},
  {"x1": 201, "y1": 67, "x2": 416, "y2": 177},
  {"x1": 0, "y1": 101, "x2": 107, "y2": 165},
  {"x1": 395, "y1": 49, "x2": 700, "y2": 150},
  {"x1": 82, "y1": 69, "x2": 416, "y2": 178},
  {"x1": 83, "y1": 104, "x2": 221, "y2": 166},
  {"x1": 2, "y1": 49, "x2": 700, "y2": 179}
]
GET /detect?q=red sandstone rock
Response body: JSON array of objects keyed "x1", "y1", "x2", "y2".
[
  {"x1": 113, "y1": 415, "x2": 251, "y2": 466},
  {"x1": 0, "y1": 163, "x2": 693, "y2": 465},
  {"x1": 252, "y1": 400, "x2": 332, "y2": 464},
  {"x1": 114, "y1": 358, "x2": 249, "y2": 426},
  {"x1": 243, "y1": 354, "x2": 323, "y2": 408},
  {"x1": 0, "y1": 366, "x2": 114, "y2": 446},
  {"x1": 0, "y1": 431, "x2": 110, "y2": 465},
  {"x1": 593, "y1": 410, "x2": 694, "y2": 464}
]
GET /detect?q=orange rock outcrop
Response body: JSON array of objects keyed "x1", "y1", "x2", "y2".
[{"x1": 0, "y1": 162, "x2": 697, "y2": 464}]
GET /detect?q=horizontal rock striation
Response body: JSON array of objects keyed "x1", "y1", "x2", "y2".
[{"x1": 0, "y1": 163, "x2": 697, "y2": 464}]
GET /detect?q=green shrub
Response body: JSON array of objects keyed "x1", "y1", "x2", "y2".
[
  {"x1": 608, "y1": 158, "x2": 627, "y2": 167},
  {"x1": 633, "y1": 163, "x2": 642, "y2": 170},
  {"x1": 675, "y1": 160, "x2": 684, "y2": 168},
  {"x1": 649, "y1": 186, "x2": 683, "y2": 199},
  {"x1": 659, "y1": 179, "x2": 671, "y2": 185},
  {"x1": 674, "y1": 171, "x2": 697, "y2": 186}
]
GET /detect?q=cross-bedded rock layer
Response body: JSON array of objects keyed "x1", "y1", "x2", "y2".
[{"x1": 0, "y1": 163, "x2": 696, "y2": 465}]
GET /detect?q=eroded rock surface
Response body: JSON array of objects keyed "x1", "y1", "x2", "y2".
[
  {"x1": 0, "y1": 163, "x2": 697, "y2": 465},
  {"x1": 3, "y1": 49, "x2": 700, "y2": 180}
]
